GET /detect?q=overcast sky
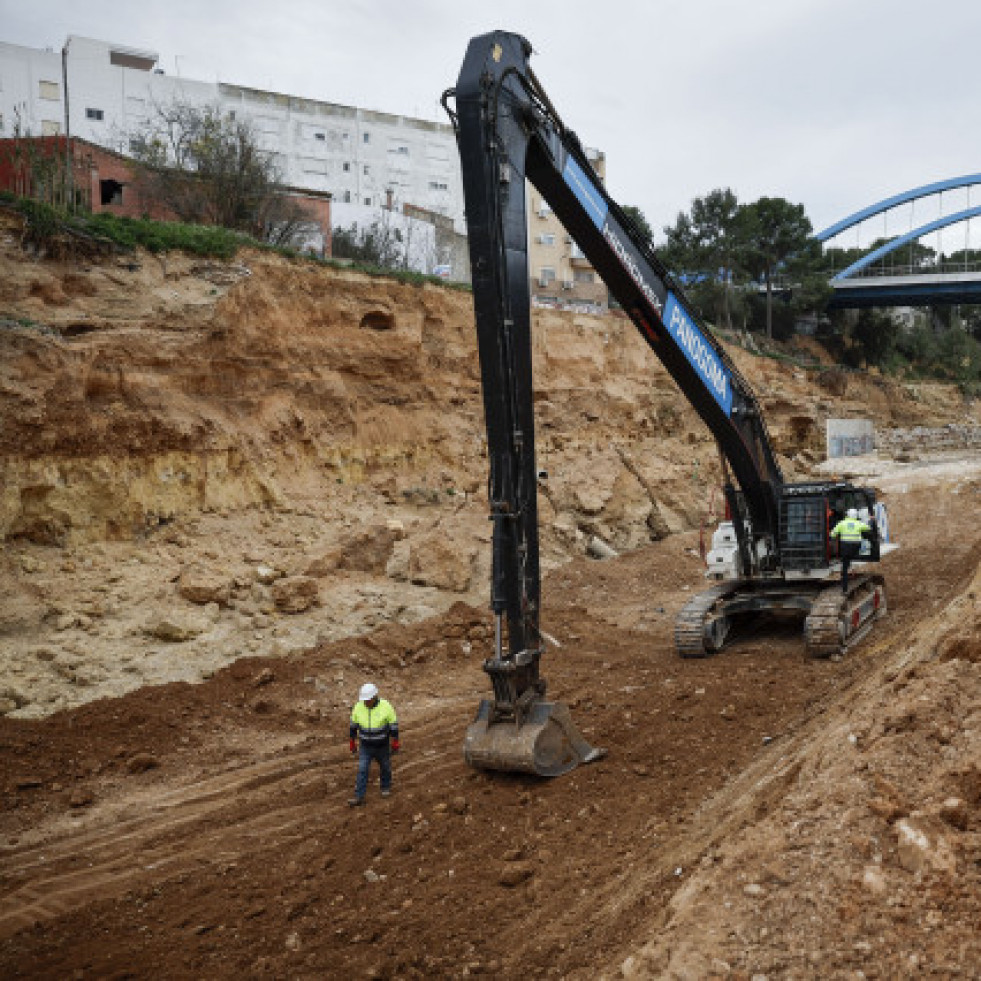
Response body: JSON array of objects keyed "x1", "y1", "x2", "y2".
[{"x1": 4, "y1": 0, "x2": 981, "y2": 241}]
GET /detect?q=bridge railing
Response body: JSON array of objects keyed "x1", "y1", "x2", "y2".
[{"x1": 832, "y1": 259, "x2": 981, "y2": 279}]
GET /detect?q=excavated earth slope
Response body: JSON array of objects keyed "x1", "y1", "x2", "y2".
[{"x1": 0, "y1": 213, "x2": 980, "y2": 978}]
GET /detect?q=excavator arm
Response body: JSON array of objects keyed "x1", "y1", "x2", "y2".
[{"x1": 452, "y1": 32, "x2": 786, "y2": 585}]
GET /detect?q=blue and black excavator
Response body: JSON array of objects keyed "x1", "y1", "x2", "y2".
[{"x1": 444, "y1": 31, "x2": 891, "y2": 777}]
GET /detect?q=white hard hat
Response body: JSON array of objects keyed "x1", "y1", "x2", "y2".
[
  {"x1": 846, "y1": 508, "x2": 858, "y2": 520},
  {"x1": 359, "y1": 682, "x2": 379, "y2": 702}
]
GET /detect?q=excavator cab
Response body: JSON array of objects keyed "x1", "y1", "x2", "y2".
[{"x1": 780, "y1": 482, "x2": 882, "y2": 571}]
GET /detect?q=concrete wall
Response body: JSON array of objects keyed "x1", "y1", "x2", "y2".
[{"x1": 826, "y1": 418, "x2": 875, "y2": 458}]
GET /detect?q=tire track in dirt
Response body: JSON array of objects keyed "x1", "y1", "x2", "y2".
[
  {"x1": 1, "y1": 475, "x2": 977, "y2": 977},
  {"x1": 0, "y1": 694, "x2": 480, "y2": 940}
]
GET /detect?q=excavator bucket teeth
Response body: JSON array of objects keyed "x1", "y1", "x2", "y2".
[{"x1": 463, "y1": 700, "x2": 606, "y2": 777}]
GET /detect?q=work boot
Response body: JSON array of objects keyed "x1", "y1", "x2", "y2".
[{"x1": 348, "y1": 796, "x2": 365, "y2": 807}]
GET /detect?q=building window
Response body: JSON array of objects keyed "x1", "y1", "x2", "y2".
[
  {"x1": 428, "y1": 180, "x2": 448, "y2": 191},
  {"x1": 574, "y1": 270, "x2": 595, "y2": 283},
  {"x1": 538, "y1": 267, "x2": 556, "y2": 286},
  {"x1": 538, "y1": 233, "x2": 555, "y2": 246},
  {"x1": 39, "y1": 80, "x2": 60, "y2": 101},
  {"x1": 363, "y1": 164, "x2": 370, "y2": 175},
  {"x1": 343, "y1": 191, "x2": 351, "y2": 203},
  {"x1": 0, "y1": 114, "x2": 4, "y2": 132},
  {"x1": 343, "y1": 162, "x2": 350, "y2": 172},
  {"x1": 363, "y1": 132, "x2": 370, "y2": 144},
  {"x1": 314, "y1": 132, "x2": 325, "y2": 141},
  {"x1": 364, "y1": 196, "x2": 371, "y2": 206},
  {"x1": 41, "y1": 120, "x2": 61, "y2": 135},
  {"x1": 86, "y1": 108, "x2": 104, "y2": 121},
  {"x1": 100, "y1": 179, "x2": 123, "y2": 206}
]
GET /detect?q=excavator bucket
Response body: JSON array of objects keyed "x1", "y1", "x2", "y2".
[{"x1": 463, "y1": 700, "x2": 606, "y2": 776}]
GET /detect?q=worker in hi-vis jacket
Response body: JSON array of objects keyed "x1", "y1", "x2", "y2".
[
  {"x1": 830, "y1": 508, "x2": 871, "y2": 595},
  {"x1": 348, "y1": 682, "x2": 399, "y2": 807}
]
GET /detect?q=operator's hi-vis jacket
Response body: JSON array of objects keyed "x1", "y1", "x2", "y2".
[
  {"x1": 350, "y1": 699, "x2": 398, "y2": 748},
  {"x1": 830, "y1": 516, "x2": 871, "y2": 543}
]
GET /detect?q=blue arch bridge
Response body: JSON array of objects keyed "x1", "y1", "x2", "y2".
[{"x1": 816, "y1": 174, "x2": 981, "y2": 309}]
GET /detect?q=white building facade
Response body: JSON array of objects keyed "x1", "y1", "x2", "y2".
[{"x1": 0, "y1": 35, "x2": 466, "y2": 273}]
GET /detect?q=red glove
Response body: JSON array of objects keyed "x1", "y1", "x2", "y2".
[
  {"x1": 391, "y1": 739, "x2": 400, "y2": 754},
  {"x1": 349, "y1": 739, "x2": 357, "y2": 754}
]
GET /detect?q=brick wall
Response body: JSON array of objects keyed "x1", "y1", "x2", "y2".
[{"x1": 0, "y1": 136, "x2": 332, "y2": 253}]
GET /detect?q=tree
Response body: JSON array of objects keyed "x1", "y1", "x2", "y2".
[
  {"x1": 127, "y1": 100, "x2": 309, "y2": 245},
  {"x1": 620, "y1": 204, "x2": 654, "y2": 247},
  {"x1": 734, "y1": 197, "x2": 813, "y2": 338},
  {"x1": 660, "y1": 188, "x2": 740, "y2": 329},
  {"x1": 331, "y1": 211, "x2": 405, "y2": 269},
  {"x1": 849, "y1": 307, "x2": 901, "y2": 367}
]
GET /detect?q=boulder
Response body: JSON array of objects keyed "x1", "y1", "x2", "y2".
[
  {"x1": 307, "y1": 525, "x2": 402, "y2": 577},
  {"x1": 498, "y1": 861, "x2": 535, "y2": 887},
  {"x1": 178, "y1": 567, "x2": 233, "y2": 607},
  {"x1": 408, "y1": 534, "x2": 475, "y2": 592},
  {"x1": 255, "y1": 565, "x2": 282, "y2": 585},
  {"x1": 271, "y1": 575, "x2": 320, "y2": 614},
  {"x1": 587, "y1": 535, "x2": 619, "y2": 560},
  {"x1": 144, "y1": 614, "x2": 208, "y2": 642},
  {"x1": 894, "y1": 816, "x2": 956, "y2": 874}
]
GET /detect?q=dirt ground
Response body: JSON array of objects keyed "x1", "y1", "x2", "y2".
[
  {"x1": 1, "y1": 221, "x2": 980, "y2": 977},
  {"x1": 1, "y1": 466, "x2": 979, "y2": 979}
]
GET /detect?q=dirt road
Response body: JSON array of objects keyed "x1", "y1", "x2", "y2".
[{"x1": 2, "y1": 468, "x2": 978, "y2": 978}]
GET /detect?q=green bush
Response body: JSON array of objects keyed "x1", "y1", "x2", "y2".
[{"x1": 83, "y1": 213, "x2": 243, "y2": 257}]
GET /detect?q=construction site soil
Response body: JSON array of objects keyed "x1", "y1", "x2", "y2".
[{"x1": 1, "y1": 216, "x2": 979, "y2": 978}]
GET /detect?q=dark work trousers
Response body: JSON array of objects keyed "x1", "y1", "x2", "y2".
[
  {"x1": 354, "y1": 742, "x2": 392, "y2": 799},
  {"x1": 839, "y1": 540, "x2": 862, "y2": 593}
]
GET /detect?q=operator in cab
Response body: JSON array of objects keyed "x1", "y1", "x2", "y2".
[
  {"x1": 830, "y1": 508, "x2": 872, "y2": 594},
  {"x1": 348, "y1": 682, "x2": 399, "y2": 807}
]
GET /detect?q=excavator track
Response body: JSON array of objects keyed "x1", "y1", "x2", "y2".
[
  {"x1": 804, "y1": 574, "x2": 887, "y2": 659},
  {"x1": 676, "y1": 575, "x2": 888, "y2": 659},
  {"x1": 675, "y1": 580, "x2": 745, "y2": 658}
]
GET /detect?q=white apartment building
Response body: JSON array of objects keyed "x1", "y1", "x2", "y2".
[
  {"x1": 526, "y1": 147, "x2": 609, "y2": 311},
  {"x1": 0, "y1": 35, "x2": 466, "y2": 271}
]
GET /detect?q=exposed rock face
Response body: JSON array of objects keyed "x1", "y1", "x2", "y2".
[{"x1": 1, "y1": 218, "x2": 978, "y2": 724}]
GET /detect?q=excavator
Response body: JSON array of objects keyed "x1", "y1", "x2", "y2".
[{"x1": 444, "y1": 31, "x2": 891, "y2": 777}]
